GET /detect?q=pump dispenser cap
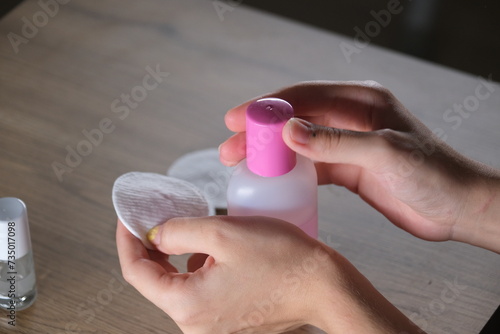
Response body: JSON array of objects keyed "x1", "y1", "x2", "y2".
[{"x1": 246, "y1": 98, "x2": 296, "y2": 177}]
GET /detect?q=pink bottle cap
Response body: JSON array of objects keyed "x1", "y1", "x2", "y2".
[{"x1": 246, "y1": 98, "x2": 296, "y2": 177}]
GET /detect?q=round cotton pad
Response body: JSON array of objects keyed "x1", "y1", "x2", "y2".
[
  {"x1": 112, "y1": 172, "x2": 213, "y2": 249},
  {"x1": 167, "y1": 148, "x2": 233, "y2": 210}
]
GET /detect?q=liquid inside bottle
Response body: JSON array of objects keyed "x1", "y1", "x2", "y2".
[{"x1": 0, "y1": 251, "x2": 37, "y2": 311}]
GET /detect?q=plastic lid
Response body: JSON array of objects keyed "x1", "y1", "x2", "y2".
[
  {"x1": 0, "y1": 197, "x2": 32, "y2": 260},
  {"x1": 246, "y1": 98, "x2": 296, "y2": 177}
]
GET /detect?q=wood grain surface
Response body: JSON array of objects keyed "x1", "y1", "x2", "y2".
[{"x1": 0, "y1": 0, "x2": 499, "y2": 333}]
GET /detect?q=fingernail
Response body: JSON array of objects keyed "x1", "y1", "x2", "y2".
[
  {"x1": 288, "y1": 118, "x2": 312, "y2": 144},
  {"x1": 218, "y1": 143, "x2": 234, "y2": 166},
  {"x1": 147, "y1": 226, "x2": 160, "y2": 245}
]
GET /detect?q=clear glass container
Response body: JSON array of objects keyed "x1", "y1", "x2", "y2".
[{"x1": 0, "y1": 197, "x2": 37, "y2": 311}]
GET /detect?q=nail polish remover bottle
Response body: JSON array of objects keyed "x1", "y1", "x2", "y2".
[{"x1": 227, "y1": 98, "x2": 318, "y2": 238}]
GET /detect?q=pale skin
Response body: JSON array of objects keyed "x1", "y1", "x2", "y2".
[{"x1": 116, "y1": 81, "x2": 500, "y2": 334}]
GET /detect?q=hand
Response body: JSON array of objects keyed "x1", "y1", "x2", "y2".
[
  {"x1": 219, "y1": 81, "x2": 500, "y2": 252},
  {"x1": 116, "y1": 217, "x2": 422, "y2": 334}
]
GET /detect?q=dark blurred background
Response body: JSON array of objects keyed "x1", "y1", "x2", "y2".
[
  {"x1": 244, "y1": 0, "x2": 499, "y2": 80},
  {"x1": 1, "y1": 0, "x2": 20, "y2": 19},
  {"x1": 2, "y1": 0, "x2": 499, "y2": 80}
]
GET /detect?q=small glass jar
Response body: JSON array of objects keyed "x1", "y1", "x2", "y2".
[{"x1": 0, "y1": 197, "x2": 37, "y2": 311}]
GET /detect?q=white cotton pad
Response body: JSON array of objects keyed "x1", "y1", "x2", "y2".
[
  {"x1": 112, "y1": 172, "x2": 213, "y2": 249},
  {"x1": 167, "y1": 148, "x2": 234, "y2": 210}
]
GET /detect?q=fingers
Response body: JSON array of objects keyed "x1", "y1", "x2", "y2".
[
  {"x1": 116, "y1": 220, "x2": 178, "y2": 302},
  {"x1": 149, "y1": 216, "x2": 232, "y2": 261},
  {"x1": 222, "y1": 81, "x2": 399, "y2": 167},
  {"x1": 116, "y1": 219, "x2": 150, "y2": 263},
  {"x1": 224, "y1": 101, "x2": 251, "y2": 132},
  {"x1": 224, "y1": 80, "x2": 394, "y2": 134},
  {"x1": 282, "y1": 118, "x2": 396, "y2": 172},
  {"x1": 219, "y1": 132, "x2": 245, "y2": 166},
  {"x1": 315, "y1": 162, "x2": 364, "y2": 188},
  {"x1": 220, "y1": 128, "x2": 371, "y2": 187}
]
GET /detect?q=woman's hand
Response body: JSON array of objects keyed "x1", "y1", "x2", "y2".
[
  {"x1": 116, "y1": 216, "x2": 422, "y2": 334},
  {"x1": 219, "y1": 81, "x2": 500, "y2": 252}
]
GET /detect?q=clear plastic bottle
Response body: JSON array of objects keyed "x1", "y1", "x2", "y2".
[
  {"x1": 227, "y1": 98, "x2": 318, "y2": 238},
  {"x1": 0, "y1": 197, "x2": 37, "y2": 311}
]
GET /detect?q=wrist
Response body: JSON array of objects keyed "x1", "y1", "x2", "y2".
[
  {"x1": 452, "y1": 165, "x2": 500, "y2": 253},
  {"x1": 309, "y1": 246, "x2": 424, "y2": 333}
]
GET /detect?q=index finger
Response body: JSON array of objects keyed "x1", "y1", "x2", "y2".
[
  {"x1": 116, "y1": 220, "x2": 181, "y2": 302},
  {"x1": 224, "y1": 80, "x2": 390, "y2": 133}
]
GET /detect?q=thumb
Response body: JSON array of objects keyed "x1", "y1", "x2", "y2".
[
  {"x1": 148, "y1": 217, "x2": 228, "y2": 259},
  {"x1": 282, "y1": 118, "x2": 390, "y2": 170}
]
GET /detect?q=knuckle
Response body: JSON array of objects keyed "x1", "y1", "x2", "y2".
[
  {"x1": 376, "y1": 128, "x2": 399, "y2": 141},
  {"x1": 171, "y1": 309, "x2": 199, "y2": 327},
  {"x1": 121, "y1": 264, "x2": 140, "y2": 285},
  {"x1": 203, "y1": 220, "x2": 231, "y2": 249},
  {"x1": 377, "y1": 128, "x2": 401, "y2": 144},
  {"x1": 169, "y1": 298, "x2": 207, "y2": 328},
  {"x1": 363, "y1": 79, "x2": 384, "y2": 89},
  {"x1": 320, "y1": 126, "x2": 343, "y2": 151},
  {"x1": 362, "y1": 80, "x2": 392, "y2": 101},
  {"x1": 376, "y1": 128, "x2": 416, "y2": 153}
]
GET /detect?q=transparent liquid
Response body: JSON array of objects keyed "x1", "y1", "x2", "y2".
[
  {"x1": 0, "y1": 251, "x2": 37, "y2": 310},
  {"x1": 227, "y1": 155, "x2": 318, "y2": 238}
]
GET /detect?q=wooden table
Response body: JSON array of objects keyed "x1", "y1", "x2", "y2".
[{"x1": 1, "y1": 1, "x2": 499, "y2": 333}]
